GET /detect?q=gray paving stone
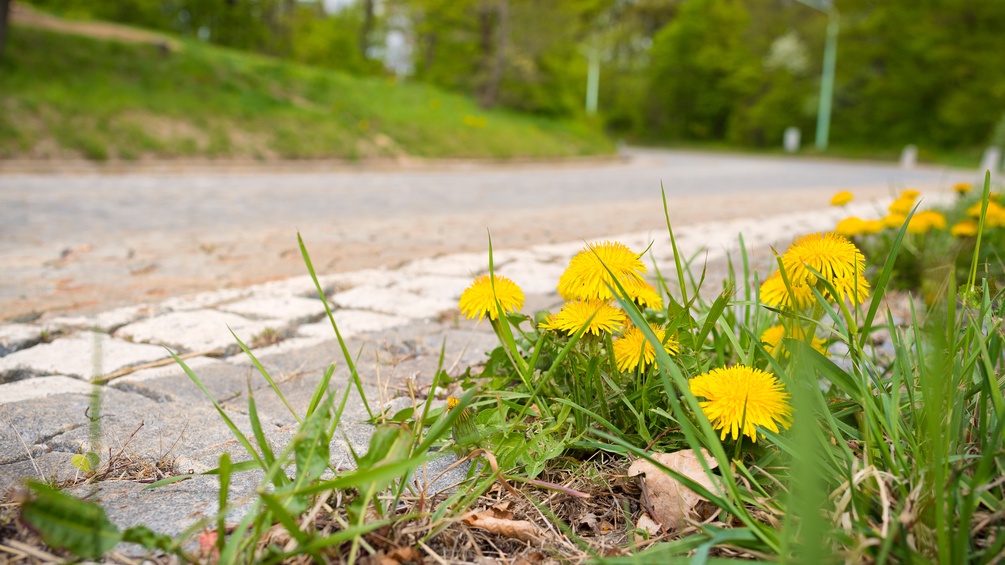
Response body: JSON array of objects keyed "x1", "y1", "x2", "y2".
[
  {"x1": 297, "y1": 309, "x2": 409, "y2": 339},
  {"x1": 114, "y1": 310, "x2": 284, "y2": 354},
  {"x1": 46, "y1": 303, "x2": 162, "y2": 333},
  {"x1": 397, "y1": 252, "x2": 487, "y2": 277},
  {"x1": 495, "y1": 259, "x2": 566, "y2": 296},
  {"x1": 395, "y1": 274, "x2": 472, "y2": 299},
  {"x1": 328, "y1": 267, "x2": 405, "y2": 290},
  {"x1": 0, "y1": 375, "x2": 93, "y2": 404},
  {"x1": 0, "y1": 331, "x2": 169, "y2": 382},
  {"x1": 331, "y1": 286, "x2": 456, "y2": 319},
  {"x1": 158, "y1": 288, "x2": 254, "y2": 312},
  {"x1": 217, "y1": 294, "x2": 326, "y2": 324},
  {"x1": 0, "y1": 323, "x2": 42, "y2": 357}
]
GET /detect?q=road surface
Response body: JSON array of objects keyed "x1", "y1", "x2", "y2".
[{"x1": 0, "y1": 148, "x2": 973, "y2": 320}]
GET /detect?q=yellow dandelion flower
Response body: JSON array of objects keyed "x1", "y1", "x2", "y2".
[
  {"x1": 689, "y1": 365, "x2": 793, "y2": 442},
  {"x1": 557, "y1": 241, "x2": 647, "y2": 302},
  {"x1": 901, "y1": 189, "x2": 921, "y2": 199},
  {"x1": 950, "y1": 220, "x2": 978, "y2": 237},
  {"x1": 883, "y1": 213, "x2": 908, "y2": 229},
  {"x1": 835, "y1": 217, "x2": 865, "y2": 237},
  {"x1": 760, "y1": 324, "x2": 827, "y2": 359},
  {"x1": 968, "y1": 201, "x2": 1005, "y2": 228},
  {"x1": 906, "y1": 210, "x2": 947, "y2": 234},
  {"x1": 953, "y1": 182, "x2": 973, "y2": 194},
  {"x1": 613, "y1": 323, "x2": 679, "y2": 373},
  {"x1": 830, "y1": 191, "x2": 854, "y2": 206},
  {"x1": 781, "y1": 232, "x2": 867, "y2": 288},
  {"x1": 538, "y1": 300, "x2": 626, "y2": 336},
  {"x1": 888, "y1": 196, "x2": 916, "y2": 216},
  {"x1": 759, "y1": 271, "x2": 816, "y2": 311},
  {"x1": 628, "y1": 282, "x2": 664, "y2": 310},
  {"x1": 830, "y1": 272, "x2": 871, "y2": 305},
  {"x1": 458, "y1": 275, "x2": 525, "y2": 321},
  {"x1": 861, "y1": 219, "x2": 885, "y2": 234}
]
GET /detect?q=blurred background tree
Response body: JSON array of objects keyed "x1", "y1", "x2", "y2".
[{"x1": 9, "y1": 0, "x2": 1005, "y2": 156}]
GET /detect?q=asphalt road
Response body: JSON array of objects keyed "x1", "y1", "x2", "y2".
[{"x1": 0, "y1": 148, "x2": 975, "y2": 320}]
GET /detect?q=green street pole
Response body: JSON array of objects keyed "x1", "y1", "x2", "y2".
[
  {"x1": 585, "y1": 46, "x2": 600, "y2": 115},
  {"x1": 816, "y1": 13, "x2": 838, "y2": 151}
]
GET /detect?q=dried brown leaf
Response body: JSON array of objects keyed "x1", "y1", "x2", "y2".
[
  {"x1": 628, "y1": 449, "x2": 719, "y2": 531},
  {"x1": 462, "y1": 507, "x2": 541, "y2": 542},
  {"x1": 635, "y1": 513, "x2": 662, "y2": 536}
]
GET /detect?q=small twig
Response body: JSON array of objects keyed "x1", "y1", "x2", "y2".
[{"x1": 92, "y1": 349, "x2": 224, "y2": 384}]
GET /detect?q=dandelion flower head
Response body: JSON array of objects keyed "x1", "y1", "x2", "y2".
[
  {"x1": 883, "y1": 213, "x2": 908, "y2": 229},
  {"x1": 951, "y1": 220, "x2": 978, "y2": 237},
  {"x1": 906, "y1": 210, "x2": 947, "y2": 234},
  {"x1": 781, "y1": 232, "x2": 867, "y2": 289},
  {"x1": 628, "y1": 282, "x2": 664, "y2": 310},
  {"x1": 830, "y1": 191, "x2": 854, "y2": 206},
  {"x1": 458, "y1": 274, "x2": 525, "y2": 321},
  {"x1": 953, "y1": 182, "x2": 973, "y2": 194},
  {"x1": 835, "y1": 217, "x2": 865, "y2": 237},
  {"x1": 967, "y1": 200, "x2": 1005, "y2": 228},
  {"x1": 558, "y1": 241, "x2": 648, "y2": 302},
  {"x1": 860, "y1": 219, "x2": 884, "y2": 234},
  {"x1": 689, "y1": 365, "x2": 793, "y2": 442},
  {"x1": 538, "y1": 300, "x2": 626, "y2": 336},
  {"x1": 760, "y1": 324, "x2": 827, "y2": 359},
  {"x1": 613, "y1": 323, "x2": 679, "y2": 373},
  {"x1": 759, "y1": 270, "x2": 816, "y2": 311},
  {"x1": 888, "y1": 196, "x2": 916, "y2": 216}
]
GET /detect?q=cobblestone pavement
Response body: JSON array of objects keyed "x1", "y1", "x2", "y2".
[
  {"x1": 0, "y1": 149, "x2": 974, "y2": 554},
  {"x1": 0, "y1": 148, "x2": 974, "y2": 321}
]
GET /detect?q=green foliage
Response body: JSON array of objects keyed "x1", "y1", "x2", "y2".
[
  {"x1": 0, "y1": 24, "x2": 612, "y2": 160},
  {"x1": 646, "y1": 0, "x2": 757, "y2": 140},
  {"x1": 21, "y1": 482, "x2": 123, "y2": 559},
  {"x1": 461, "y1": 183, "x2": 1005, "y2": 560}
]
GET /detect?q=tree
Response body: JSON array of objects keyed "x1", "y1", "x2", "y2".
[
  {"x1": 646, "y1": 0, "x2": 758, "y2": 140},
  {"x1": 0, "y1": 0, "x2": 10, "y2": 61}
]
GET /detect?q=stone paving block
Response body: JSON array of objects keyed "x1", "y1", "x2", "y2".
[
  {"x1": 46, "y1": 303, "x2": 162, "y2": 333},
  {"x1": 297, "y1": 309, "x2": 409, "y2": 340},
  {"x1": 0, "y1": 323, "x2": 42, "y2": 357},
  {"x1": 0, "y1": 452, "x2": 79, "y2": 491},
  {"x1": 495, "y1": 259, "x2": 565, "y2": 296},
  {"x1": 111, "y1": 356, "x2": 221, "y2": 402},
  {"x1": 0, "y1": 386, "x2": 155, "y2": 464},
  {"x1": 115, "y1": 310, "x2": 284, "y2": 354},
  {"x1": 327, "y1": 268, "x2": 404, "y2": 290},
  {"x1": 0, "y1": 332, "x2": 169, "y2": 382},
  {"x1": 0, "y1": 375, "x2": 93, "y2": 404},
  {"x1": 226, "y1": 336, "x2": 328, "y2": 366},
  {"x1": 217, "y1": 294, "x2": 326, "y2": 324},
  {"x1": 331, "y1": 287, "x2": 456, "y2": 320},
  {"x1": 397, "y1": 252, "x2": 488, "y2": 277},
  {"x1": 158, "y1": 288, "x2": 253, "y2": 312},
  {"x1": 395, "y1": 274, "x2": 472, "y2": 300},
  {"x1": 248, "y1": 274, "x2": 320, "y2": 297}
]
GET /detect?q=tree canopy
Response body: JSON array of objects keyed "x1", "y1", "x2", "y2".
[{"x1": 9, "y1": 0, "x2": 1005, "y2": 152}]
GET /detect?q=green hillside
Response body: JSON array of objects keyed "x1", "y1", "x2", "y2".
[{"x1": 0, "y1": 22, "x2": 613, "y2": 162}]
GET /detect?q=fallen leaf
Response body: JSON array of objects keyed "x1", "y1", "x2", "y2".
[
  {"x1": 635, "y1": 513, "x2": 662, "y2": 536},
  {"x1": 628, "y1": 449, "x2": 719, "y2": 531},
  {"x1": 462, "y1": 507, "x2": 541, "y2": 542}
]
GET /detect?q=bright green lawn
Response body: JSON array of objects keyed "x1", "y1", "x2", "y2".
[{"x1": 0, "y1": 25, "x2": 614, "y2": 161}]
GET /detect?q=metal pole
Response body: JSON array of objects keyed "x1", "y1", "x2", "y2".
[
  {"x1": 816, "y1": 13, "x2": 838, "y2": 151},
  {"x1": 585, "y1": 46, "x2": 600, "y2": 115}
]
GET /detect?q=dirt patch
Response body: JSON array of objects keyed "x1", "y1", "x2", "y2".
[{"x1": 10, "y1": 1, "x2": 181, "y2": 51}]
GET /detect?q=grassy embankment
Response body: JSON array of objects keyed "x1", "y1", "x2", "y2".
[{"x1": 0, "y1": 21, "x2": 613, "y2": 162}]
